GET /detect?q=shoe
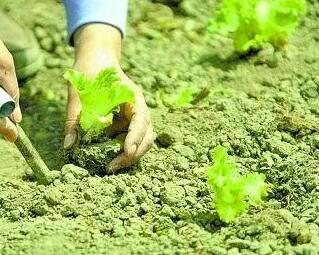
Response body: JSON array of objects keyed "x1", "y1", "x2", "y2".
[{"x1": 0, "y1": 11, "x2": 43, "y2": 80}]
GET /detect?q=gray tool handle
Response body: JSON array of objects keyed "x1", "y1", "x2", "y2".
[{"x1": 0, "y1": 87, "x2": 15, "y2": 118}]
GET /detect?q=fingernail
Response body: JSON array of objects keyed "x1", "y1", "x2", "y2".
[{"x1": 64, "y1": 133, "x2": 76, "y2": 149}]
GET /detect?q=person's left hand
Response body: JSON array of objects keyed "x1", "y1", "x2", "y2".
[{"x1": 64, "y1": 24, "x2": 154, "y2": 172}]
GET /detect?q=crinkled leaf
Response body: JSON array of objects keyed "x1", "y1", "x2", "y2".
[
  {"x1": 206, "y1": 146, "x2": 269, "y2": 222},
  {"x1": 163, "y1": 87, "x2": 197, "y2": 108},
  {"x1": 206, "y1": 146, "x2": 238, "y2": 188},
  {"x1": 241, "y1": 173, "x2": 269, "y2": 204},
  {"x1": 208, "y1": 0, "x2": 307, "y2": 53},
  {"x1": 64, "y1": 68, "x2": 135, "y2": 135},
  {"x1": 215, "y1": 187, "x2": 247, "y2": 223},
  {"x1": 64, "y1": 69, "x2": 90, "y2": 91}
]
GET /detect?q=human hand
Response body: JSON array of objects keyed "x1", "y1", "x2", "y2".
[
  {"x1": 0, "y1": 40, "x2": 22, "y2": 142},
  {"x1": 64, "y1": 24, "x2": 154, "y2": 172}
]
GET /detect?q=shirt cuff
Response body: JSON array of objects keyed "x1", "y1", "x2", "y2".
[{"x1": 63, "y1": 0, "x2": 128, "y2": 45}]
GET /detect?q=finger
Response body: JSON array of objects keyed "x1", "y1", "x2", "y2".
[
  {"x1": 124, "y1": 104, "x2": 151, "y2": 158},
  {"x1": 64, "y1": 85, "x2": 81, "y2": 149},
  {"x1": 64, "y1": 120, "x2": 79, "y2": 149},
  {"x1": 0, "y1": 42, "x2": 22, "y2": 123},
  {"x1": 0, "y1": 117, "x2": 18, "y2": 142},
  {"x1": 132, "y1": 125, "x2": 154, "y2": 161},
  {"x1": 107, "y1": 152, "x2": 132, "y2": 173},
  {"x1": 107, "y1": 125, "x2": 154, "y2": 173}
]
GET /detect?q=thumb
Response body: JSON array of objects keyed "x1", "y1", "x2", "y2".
[
  {"x1": 64, "y1": 120, "x2": 79, "y2": 149},
  {"x1": 64, "y1": 85, "x2": 81, "y2": 149}
]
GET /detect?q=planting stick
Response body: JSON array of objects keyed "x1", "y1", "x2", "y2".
[
  {"x1": 15, "y1": 124, "x2": 55, "y2": 184},
  {"x1": 0, "y1": 86, "x2": 57, "y2": 184}
]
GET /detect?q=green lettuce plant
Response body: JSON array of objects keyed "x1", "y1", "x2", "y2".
[
  {"x1": 162, "y1": 87, "x2": 197, "y2": 108},
  {"x1": 160, "y1": 86, "x2": 211, "y2": 108},
  {"x1": 206, "y1": 146, "x2": 268, "y2": 222},
  {"x1": 64, "y1": 68, "x2": 134, "y2": 136},
  {"x1": 208, "y1": 0, "x2": 307, "y2": 53}
]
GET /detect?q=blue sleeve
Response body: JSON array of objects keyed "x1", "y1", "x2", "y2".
[{"x1": 63, "y1": 0, "x2": 128, "y2": 45}]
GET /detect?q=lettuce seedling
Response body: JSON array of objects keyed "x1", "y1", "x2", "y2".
[
  {"x1": 208, "y1": 0, "x2": 307, "y2": 53},
  {"x1": 164, "y1": 87, "x2": 197, "y2": 108},
  {"x1": 64, "y1": 68, "x2": 134, "y2": 135},
  {"x1": 206, "y1": 146, "x2": 268, "y2": 222},
  {"x1": 161, "y1": 86, "x2": 211, "y2": 108}
]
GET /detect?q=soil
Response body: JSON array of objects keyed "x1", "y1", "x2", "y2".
[
  {"x1": 1, "y1": 0, "x2": 319, "y2": 254},
  {"x1": 67, "y1": 137, "x2": 121, "y2": 176}
]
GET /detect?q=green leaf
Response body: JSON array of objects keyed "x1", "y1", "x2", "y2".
[
  {"x1": 64, "y1": 68, "x2": 135, "y2": 135},
  {"x1": 241, "y1": 173, "x2": 269, "y2": 204},
  {"x1": 215, "y1": 187, "x2": 247, "y2": 223},
  {"x1": 162, "y1": 87, "x2": 197, "y2": 108},
  {"x1": 206, "y1": 146, "x2": 238, "y2": 188},
  {"x1": 208, "y1": 0, "x2": 307, "y2": 53},
  {"x1": 206, "y1": 146, "x2": 269, "y2": 222},
  {"x1": 64, "y1": 69, "x2": 90, "y2": 91}
]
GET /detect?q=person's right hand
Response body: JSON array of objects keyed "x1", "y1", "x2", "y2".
[{"x1": 0, "y1": 40, "x2": 22, "y2": 142}]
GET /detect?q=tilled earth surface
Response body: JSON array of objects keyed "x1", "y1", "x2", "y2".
[{"x1": 1, "y1": 0, "x2": 319, "y2": 254}]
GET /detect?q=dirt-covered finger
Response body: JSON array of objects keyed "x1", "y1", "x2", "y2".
[
  {"x1": 107, "y1": 152, "x2": 134, "y2": 173},
  {"x1": 124, "y1": 109, "x2": 151, "y2": 157},
  {"x1": 64, "y1": 119, "x2": 79, "y2": 149},
  {"x1": 107, "y1": 125, "x2": 153, "y2": 173},
  {"x1": 132, "y1": 125, "x2": 154, "y2": 161},
  {"x1": 67, "y1": 85, "x2": 81, "y2": 120},
  {"x1": 0, "y1": 117, "x2": 18, "y2": 142},
  {"x1": 64, "y1": 86, "x2": 81, "y2": 149}
]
